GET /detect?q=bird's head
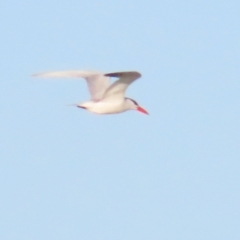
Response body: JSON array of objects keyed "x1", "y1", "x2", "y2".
[{"x1": 125, "y1": 98, "x2": 149, "y2": 115}]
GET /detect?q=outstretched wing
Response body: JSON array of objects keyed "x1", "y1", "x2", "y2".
[
  {"x1": 32, "y1": 70, "x2": 110, "y2": 100},
  {"x1": 102, "y1": 71, "x2": 141, "y2": 100}
]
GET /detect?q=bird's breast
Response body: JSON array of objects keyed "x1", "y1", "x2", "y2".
[{"x1": 88, "y1": 100, "x2": 126, "y2": 114}]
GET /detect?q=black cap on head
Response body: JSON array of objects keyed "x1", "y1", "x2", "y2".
[{"x1": 125, "y1": 98, "x2": 139, "y2": 106}]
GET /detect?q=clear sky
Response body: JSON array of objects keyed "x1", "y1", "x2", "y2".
[{"x1": 1, "y1": 0, "x2": 240, "y2": 239}]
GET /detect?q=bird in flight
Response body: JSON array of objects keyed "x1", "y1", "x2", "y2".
[{"x1": 33, "y1": 70, "x2": 148, "y2": 115}]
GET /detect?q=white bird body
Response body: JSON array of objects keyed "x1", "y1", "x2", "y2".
[
  {"x1": 79, "y1": 98, "x2": 136, "y2": 114},
  {"x1": 33, "y1": 70, "x2": 148, "y2": 115}
]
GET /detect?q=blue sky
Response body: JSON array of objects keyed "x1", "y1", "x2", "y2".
[{"x1": 1, "y1": 0, "x2": 240, "y2": 239}]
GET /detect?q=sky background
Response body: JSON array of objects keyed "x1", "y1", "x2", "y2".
[{"x1": 1, "y1": 0, "x2": 240, "y2": 239}]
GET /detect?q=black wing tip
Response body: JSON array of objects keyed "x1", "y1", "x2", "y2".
[
  {"x1": 104, "y1": 72, "x2": 121, "y2": 77},
  {"x1": 104, "y1": 71, "x2": 141, "y2": 78}
]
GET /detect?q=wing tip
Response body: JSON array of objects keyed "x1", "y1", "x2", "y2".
[
  {"x1": 32, "y1": 73, "x2": 40, "y2": 77},
  {"x1": 31, "y1": 72, "x2": 51, "y2": 78},
  {"x1": 104, "y1": 71, "x2": 141, "y2": 78}
]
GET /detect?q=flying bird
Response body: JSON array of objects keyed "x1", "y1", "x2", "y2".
[{"x1": 33, "y1": 70, "x2": 148, "y2": 115}]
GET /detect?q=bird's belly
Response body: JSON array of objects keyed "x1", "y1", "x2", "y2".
[{"x1": 90, "y1": 101, "x2": 126, "y2": 114}]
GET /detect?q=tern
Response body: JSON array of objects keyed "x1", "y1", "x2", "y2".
[{"x1": 33, "y1": 70, "x2": 148, "y2": 115}]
